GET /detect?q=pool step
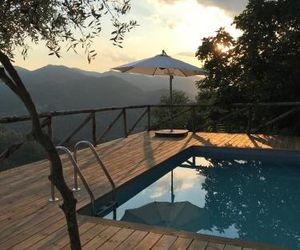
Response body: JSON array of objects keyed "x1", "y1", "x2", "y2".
[{"x1": 95, "y1": 200, "x2": 117, "y2": 217}]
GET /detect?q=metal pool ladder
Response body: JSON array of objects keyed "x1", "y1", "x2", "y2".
[
  {"x1": 74, "y1": 141, "x2": 117, "y2": 218},
  {"x1": 55, "y1": 146, "x2": 96, "y2": 215}
]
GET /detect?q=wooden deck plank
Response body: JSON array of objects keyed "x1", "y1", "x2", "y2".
[
  {"x1": 115, "y1": 230, "x2": 148, "y2": 250},
  {"x1": 169, "y1": 237, "x2": 193, "y2": 250},
  {"x1": 0, "y1": 131, "x2": 298, "y2": 250},
  {"x1": 206, "y1": 242, "x2": 226, "y2": 250},
  {"x1": 0, "y1": 205, "x2": 62, "y2": 246},
  {"x1": 78, "y1": 224, "x2": 110, "y2": 247},
  {"x1": 1, "y1": 212, "x2": 65, "y2": 248},
  {"x1": 187, "y1": 239, "x2": 208, "y2": 250},
  {"x1": 96, "y1": 227, "x2": 134, "y2": 249},
  {"x1": 133, "y1": 232, "x2": 162, "y2": 250},
  {"x1": 152, "y1": 235, "x2": 177, "y2": 250},
  {"x1": 55, "y1": 221, "x2": 96, "y2": 249},
  {"x1": 11, "y1": 234, "x2": 46, "y2": 250},
  {"x1": 25, "y1": 226, "x2": 67, "y2": 250},
  {"x1": 81, "y1": 226, "x2": 121, "y2": 249},
  {"x1": 224, "y1": 244, "x2": 242, "y2": 250}
]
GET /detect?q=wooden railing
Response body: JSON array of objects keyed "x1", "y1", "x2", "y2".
[{"x1": 1, "y1": 102, "x2": 300, "y2": 163}]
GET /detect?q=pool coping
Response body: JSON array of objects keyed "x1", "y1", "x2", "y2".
[{"x1": 79, "y1": 215, "x2": 291, "y2": 250}]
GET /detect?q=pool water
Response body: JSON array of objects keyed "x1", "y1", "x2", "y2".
[{"x1": 102, "y1": 153, "x2": 300, "y2": 248}]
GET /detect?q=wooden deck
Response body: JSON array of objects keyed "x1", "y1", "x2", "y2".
[{"x1": 1, "y1": 131, "x2": 299, "y2": 250}]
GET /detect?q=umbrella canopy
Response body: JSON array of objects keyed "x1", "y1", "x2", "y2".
[
  {"x1": 112, "y1": 50, "x2": 208, "y2": 134},
  {"x1": 112, "y1": 50, "x2": 207, "y2": 77},
  {"x1": 121, "y1": 201, "x2": 210, "y2": 232}
]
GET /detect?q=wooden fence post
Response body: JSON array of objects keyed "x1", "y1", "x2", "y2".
[
  {"x1": 147, "y1": 105, "x2": 151, "y2": 131},
  {"x1": 192, "y1": 105, "x2": 196, "y2": 133},
  {"x1": 47, "y1": 116, "x2": 53, "y2": 140},
  {"x1": 122, "y1": 108, "x2": 128, "y2": 138},
  {"x1": 91, "y1": 112, "x2": 96, "y2": 146}
]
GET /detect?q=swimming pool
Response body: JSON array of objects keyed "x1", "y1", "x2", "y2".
[{"x1": 79, "y1": 147, "x2": 300, "y2": 248}]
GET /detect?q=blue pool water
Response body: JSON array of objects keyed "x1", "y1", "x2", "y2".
[{"x1": 83, "y1": 148, "x2": 300, "y2": 248}]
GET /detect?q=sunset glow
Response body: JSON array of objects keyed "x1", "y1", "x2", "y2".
[{"x1": 14, "y1": 0, "x2": 245, "y2": 72}]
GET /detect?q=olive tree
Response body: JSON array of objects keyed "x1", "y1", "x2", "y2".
[{"x1": 0, "y1": 1, "x2": 137, "y2": 249}]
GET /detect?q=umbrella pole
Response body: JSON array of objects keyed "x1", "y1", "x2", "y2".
[
  {"x1": 171, "y1": 170, "x2": 175, "y2": 203},
  {"x1": 169, "y1": 75, "x2": 174, "y2": 132}
]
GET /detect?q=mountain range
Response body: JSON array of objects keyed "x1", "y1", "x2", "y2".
[{"x1": 0, "y1": 65, "x2": 199, "y2": 116}]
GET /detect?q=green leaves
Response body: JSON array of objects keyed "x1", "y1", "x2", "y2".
[
  {"x1": 196, "y1": 27, "x2": 239, "y2": 105},
  {"x1": 196, "y1": 0, "x2": 300, "y2": 104},
  {"x1": 153, "y1": 90, "x2": 192, "y2": 129},
  {"x1": 195, "y1": 0, "x2": 300, "y2": 134},
  {"x1": 0, "y1": 0, "x2": 138, "y2": 62}
]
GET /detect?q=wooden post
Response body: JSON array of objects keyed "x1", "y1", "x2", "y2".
[
  {"x1": 47, "y1": 116, "x2": 53, "y2": 140},
  {"x1": 147, "y1": 105, "x2": 151, "y2": 131},
  {"x1": 192, "y1": 155, "x2": 196, "y2": 167},
  {"x1": 192, "y1": 105, "x2": 196, "y2": 133},
  {"x1": 91, "y1": 112, "x2": 96, "y2": 146},
  {"x1": 122, "y1": 108, "x2": 128, "y2": 138}
]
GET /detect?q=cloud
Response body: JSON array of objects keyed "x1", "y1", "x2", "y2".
[
  {"x1": 176, "y1": 51, "x2": 196, "y2": 57},
  {"x1": 154, "y1": 0, "x2": 248, "y2": 14},
  {"x1": 149, "y1": 13, "x2": 179, "y2": 30},
  {"x1": 167, "y1": 20, "x2": 177, "y2": 29},
  {"x1": 197, "y1": 0, "x2": 248, "y2": 13},
  {"x1": 156, "y1": 0, "x2": 181, "y2": 4},
  {"x1": 102, "y1": 50, "x2": 136, "y2": 63}
]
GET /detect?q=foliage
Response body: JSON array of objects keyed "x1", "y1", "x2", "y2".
[
  {"x1": 196, "y1": 28, "x2": 240, "y2": 105},
  {"x1": 0, "y1": 0, "x2": 138, "y2": 62},
  {"x1": 233, "y1": 0, "x2": 300, "y2": 102},
  {"x1": 195, "y1": 0, "x2": 300, "y2": 134},
  {"x1": 0, "y1": 126, "x2": 46, "y2": 171},
  {"x1": 153, "y1": 90, "x2": 193, "y2": 129}
]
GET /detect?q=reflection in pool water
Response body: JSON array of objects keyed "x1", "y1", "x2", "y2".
[{"x1": 105, "y1": 156, "x2": 300, "y2": 248}]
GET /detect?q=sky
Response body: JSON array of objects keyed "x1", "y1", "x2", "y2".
[{"x1": 14, "y1": 0, "x2": 248, "y2": 73}]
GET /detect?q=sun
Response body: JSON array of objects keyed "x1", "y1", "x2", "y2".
[{"x1": 216, "y1": 43, "x2": 231, "y2": 53}]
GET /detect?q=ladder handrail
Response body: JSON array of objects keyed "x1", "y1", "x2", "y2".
[
  {"x1": 56, "y1": 146, "x2": 96, "y2": 215},
  {"x1": 73, "y1": 141, "x2": 116, "y2": 193}
]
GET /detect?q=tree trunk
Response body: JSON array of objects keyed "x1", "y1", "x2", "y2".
[{"x1": 0, "y1": 52, "x2": 81, "y2": 250}]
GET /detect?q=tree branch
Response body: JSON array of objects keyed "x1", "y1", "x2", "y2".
[
  {"x1": 0, "y1": 51, "x2": 82, "y2": 249},
  {"x1": 0, "y1": 67, "x2": 20, "y2": 94}
]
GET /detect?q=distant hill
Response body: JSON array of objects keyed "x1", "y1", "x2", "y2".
[
  {"x1": 0, "y1": 64, "x2": 198, "y2": 116},
  {"x1": 74, "y1": 68, "x2": 199, "y2": 97}
]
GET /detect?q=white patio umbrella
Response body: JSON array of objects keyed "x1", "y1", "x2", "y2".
[{"x1": 112, "y1": 50, "x2": 208, "y2": 135}]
